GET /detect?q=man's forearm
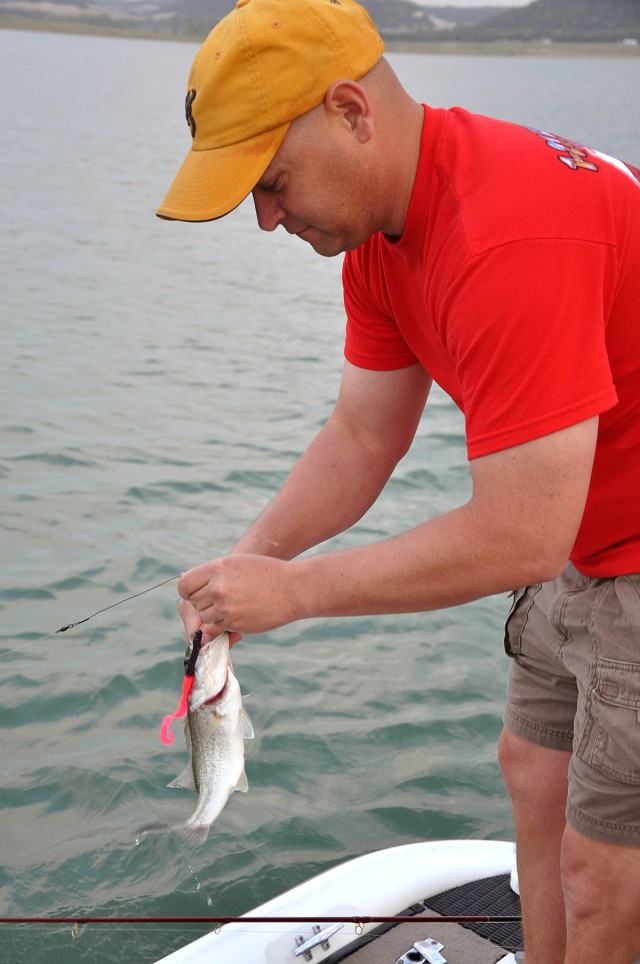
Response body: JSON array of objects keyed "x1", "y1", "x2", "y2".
[
  {"x1": 231, "y1": 417, "x2": 400, "y2": 560},
  {"x1": 286, "y1": 501, "x2": 544, "y2": 619},
  {"x1": 285, "y1": 419, "x2": 598, "y2": 621}
]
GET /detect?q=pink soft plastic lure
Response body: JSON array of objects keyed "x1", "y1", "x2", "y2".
[{"x1": 159, "y1": 628, "x2": 203, "y2": 746}]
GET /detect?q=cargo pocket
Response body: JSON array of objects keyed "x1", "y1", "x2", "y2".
[
  {"x1": 614, "y1": 574, "x2": 640, "y2": 651},
  {"x1": 504, "y1": 584, "x2": 540, "y2": 662},
  {"x1": 587, "y1": 657, "x2": 640, "y2": 785}
]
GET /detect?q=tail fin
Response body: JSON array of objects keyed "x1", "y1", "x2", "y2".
[
  {"x1": 175, "y1": 822, "x2": 211, "y2": 845},
  {"x1": 136, "y1": 821, "x2": 210, "y2": 845}
]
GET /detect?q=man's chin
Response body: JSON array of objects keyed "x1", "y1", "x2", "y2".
[{"x1": 299, "y1": 229, "x2": 346, "y2": 258}]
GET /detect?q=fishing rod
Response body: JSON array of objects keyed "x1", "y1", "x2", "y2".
[{"x1": 0, "y1": 914, "x2": 522, "y2": 926}]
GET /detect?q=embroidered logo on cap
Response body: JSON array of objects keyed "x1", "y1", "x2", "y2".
[{"x1": 185, "y1": 89, "x2": 197, "y2": 138}]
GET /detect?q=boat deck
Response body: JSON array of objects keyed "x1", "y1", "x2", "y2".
[{"x1": 325, "y1": 873, "x2": 522, "y2": 964}]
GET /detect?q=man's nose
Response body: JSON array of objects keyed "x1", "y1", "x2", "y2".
[{"x1": 252, "y1": 189, "x2": 285, "y2": 232}]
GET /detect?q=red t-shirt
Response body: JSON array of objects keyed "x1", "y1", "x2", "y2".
[{"x1": 343, "y1": 105, "x2": 640, "y2": 577}]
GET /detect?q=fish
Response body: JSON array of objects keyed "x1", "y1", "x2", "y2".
[{"x1": 141, "y1": 632, "x2": 254, "y2": 845}]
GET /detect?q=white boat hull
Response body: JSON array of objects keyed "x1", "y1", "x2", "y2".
[{"x1": 155, "y1": 839, "x2": 516, "y2": 963}]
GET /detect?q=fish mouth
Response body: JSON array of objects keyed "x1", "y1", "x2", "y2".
[{"x1": 203, "y1": 670, "x2": 229, "y2": 706}]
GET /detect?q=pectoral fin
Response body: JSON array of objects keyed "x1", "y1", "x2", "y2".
[
  {"x1": 239, "y1": 707, "x2": 254, "y2": 740},
  {"x1": 234, "y1": 769, "x2": 249, "y2": 793},
  {"x1": 168, "y1": 764, "x2": 197, "y2": 793}
]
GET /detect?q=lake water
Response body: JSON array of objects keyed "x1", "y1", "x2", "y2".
[{"x1": 1, "y1": 26, "x2": 638, "y2": 963}]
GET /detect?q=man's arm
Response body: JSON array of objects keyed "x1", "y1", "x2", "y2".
[
  {"x1": 232, "y1": 361, "x2": 432, "y2": 559},
  {"x1": 291, "y1": 414, "x2": 598, "y2": 618},
  {"x1": 179, "y1": 365, "x2": 599, "y2": 637},
  {"x1": 178, "y1": 361, "x2": 432, "y2": 637}
]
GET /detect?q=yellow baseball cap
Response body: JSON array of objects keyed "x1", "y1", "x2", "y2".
[{"x1": 157, "y1": 0, "x2": 384, "y2": 222}]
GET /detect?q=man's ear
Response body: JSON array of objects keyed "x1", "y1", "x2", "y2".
[{"x1": 324, "y1": 80, "x2": 374, "y2": 143}]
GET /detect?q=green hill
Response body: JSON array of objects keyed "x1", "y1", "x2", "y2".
[
  {"x1": 449, "y1": 0, "x2": 640, "y2": 42},
  {"x1": 0, "y1": 0, "x2": 639, "y2": 46}
]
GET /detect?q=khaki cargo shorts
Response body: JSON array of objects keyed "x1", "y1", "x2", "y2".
[{"x1": 503, "y1": 562, "x2": 640, "y2": 846}]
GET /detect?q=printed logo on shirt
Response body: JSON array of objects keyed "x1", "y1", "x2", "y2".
[
  {"x1": 527, "y1": 127, "x2": 640, "y2": 186},
  {"x1": 527, "y1": 128, "x2": 598, "y2": 172}
]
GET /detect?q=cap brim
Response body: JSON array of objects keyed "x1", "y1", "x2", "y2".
[{"x1": 157, "y1": 121, "x2": 291, "y2": 222}]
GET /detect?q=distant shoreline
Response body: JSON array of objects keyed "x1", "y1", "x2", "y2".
[
  {"x1": 1, "y1": 16, "x2": 639, "y2": 57},
  {"x1": 386, "y1": 39, "x2": 640, "y2": 58}
]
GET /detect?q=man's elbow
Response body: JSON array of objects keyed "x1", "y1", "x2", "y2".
[{"x1": 516, "y1": 538, "x2": 573, "y2": 587}]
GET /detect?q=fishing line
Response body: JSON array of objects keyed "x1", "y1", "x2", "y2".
[{"x1": 0, "y1": 574, "x2": 180, "y2": 659}]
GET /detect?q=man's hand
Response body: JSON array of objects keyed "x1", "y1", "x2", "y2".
[
  {"x1": 178, "y1": 554, "x2": 299, "y2": 639},
  {"x1": 177, "y1": 597, "x2": 244, "y2": 648}
]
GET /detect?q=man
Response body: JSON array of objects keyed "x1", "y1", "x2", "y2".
[{"x1": 157, "y1": 0, "x2": 640, "y2": 960}]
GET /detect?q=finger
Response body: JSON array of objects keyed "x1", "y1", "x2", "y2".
[
  {"x1": 201, "y1": 623, "x2": 242, "y2": 646},
  {"x1": 200, "y1": 627, "x2": 219, "y2": 645},
  {"x1": 177, "y1": 565, "x2": 212, "y2": 601},
  {"x1": 202, "y1": 616, "x2": 238, "y2": 639},
  {"x1": 178, "y1": 598, "x2": 203, "y2": 644},
  {"x1": 177, "y1": 571, "x2": 190, "y2": 600}
]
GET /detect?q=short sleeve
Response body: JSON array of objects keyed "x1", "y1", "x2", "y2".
[
  {"x1": 440, "y1": 238, "x2": 619, "y2": 458},
  {"x1": 342, "y1": 245, "x2": 418, "y2": 371}
]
